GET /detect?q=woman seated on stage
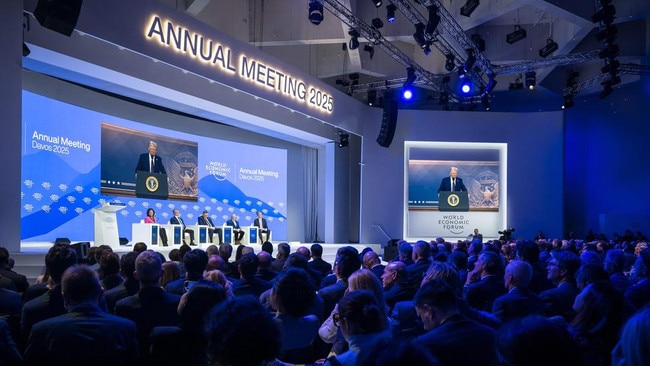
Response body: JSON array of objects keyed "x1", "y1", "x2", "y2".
[{"x1": 144, "y1": 208, "x2": 168, "y2": 246}]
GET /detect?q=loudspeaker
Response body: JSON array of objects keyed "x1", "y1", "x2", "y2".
[
  {"x1": 34, "y1": 0, "x2": 83, "y2": 37},
  {"x1": 119, "y1": 237, "x2": 129, "y2": 245},
  {"x1": 54, "y1": 237, "x2": 71, "y2": 245},
  {"x1": 71, "y1": 242, "x2": 90, "y2": 262},
  {"x1": 377, "y1": 99, "x2": 398, "y2": 148}
]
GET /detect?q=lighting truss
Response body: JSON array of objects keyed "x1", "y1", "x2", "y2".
[{"x1": 492, "y1": 50, "x2": 600, "y2": 75}]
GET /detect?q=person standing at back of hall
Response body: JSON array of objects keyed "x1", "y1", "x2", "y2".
[
  {"x1": 135, "y1": 141, "x2": 166, "y2": 174},
  {"x1": 438, "y1": 166, "x2": 467, "y2": 192}
]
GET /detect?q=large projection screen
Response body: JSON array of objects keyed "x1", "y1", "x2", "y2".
[{"x1": 405, "y1": 141, "x2": 507, "y2": 241}]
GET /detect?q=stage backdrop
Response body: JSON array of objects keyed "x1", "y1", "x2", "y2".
[{"x1": 21, "y1": 90, "x2": 287, "y2": 242}]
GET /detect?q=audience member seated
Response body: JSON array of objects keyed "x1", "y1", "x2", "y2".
[
  {"x1": 271, "y1": 268, "x2": 320, "y2": 364},
  {"x1": 24, "y1": 266, "x2": 138, "y2": 366},
  {"x1": 397, "y1": 242, "x2": 414, "y2": 267},
  {"x1": 363, "y1": 250, "x2": 385, "y2": 281},
  {"x1": 132, "y1": 242, "x2": 147, "y2": 254},
  {"x1": 205, "y1": 296, "x2": 287, "y2": 366},
  {"x1": 463, "y1": 251, "x2": 506, "y2": 312},
  {"x1": 150, "y1": 281, "x2": 228, "y2": 366},
  {"x1": 361, "y1": 340, "x2": 441, "y2": 366},
  {"x1": 160, "y1": 261, "x2": 181, "y2": 288},
  {"x1": 381, "y1": 261, "x2": 415, "y2": 314},
  {"x1": 98, "y1": 251, "x2": 124, "y2": 291},
  {"x1": 495, "y1": 315, "x2": 582, "y2": 366},
  {"x1": 203, "y1": 269, "x2": 234, "y2": 298},
  {"x1": 515, "y1": 240, "x2": 554, "y2": 294},
  {"x1": 414, "y1": 279, "x2": 497, "y2": 366},
  {"x1": 165, "y1": 248, "x2": 208, "y2": 295},
  {"x1": 0, "y1": 318, "x2": 22, "y2": 365},
  {"x1": 219, "y1": 243, "x2": 238, "y2": 279},
  {"x1": 231, "y1": 252, "x2": 272, "y2": 298},
  {"x1": 539, "y1": 250, "x2": 581, "y2": 322},
  {"x1": 611, "y1": 306, "x2": 650, "y2": 366},
  {"x1": 309, "y1": 243, "x2": 333, "y2": 278},
  {"x1": 570, "y1": 281, "x2": 627, "y2": 366},
  {"x1": 406, "y1": 241, "x2": 431, "y2": 288},
  {"x1": 0, "y1": 247, "x2": 29, "y2": 295},
  {"x1": 318, "y1": 246, "x2": 360, "y2": 320},
  {"x1": 284, "y1": 252, "x2": 322, "y2": 289},
  {"x1": 575, "y1": 263, "x2": 610, "y2": 291},
  {"x1": 104, "y1": 252, "x2": 139, "y2": 314},
  {"x1": 271, "y1": 243, "x2": 290, "y2": 272},
  {"x1": 21, "y1": 243, "x2": 77, "y2": 345},
  {"x1": 256, "y1": 251, "x2": 279, "y2": 282},
  {"x1": 624, "y1": 248, "x2": 650, "y2": 309},
  {"x1": 262, "y1": 241, "x2": 274, "y2": 255},
  {"x1": 492, "y1": 260, "x2": 545, "y2": 323},
  {"x1": 447, "y1": 250, "x2": 468, "y2": 286},
  {"x1": 323, "y1": 290, "x2": 393, "y2": 366},
  {"x1": 604, "y1": 249, "x2": 631, "y2": 292},
  {"x1": 114, "y1": 250, "x2": 181, "y2": 361}
]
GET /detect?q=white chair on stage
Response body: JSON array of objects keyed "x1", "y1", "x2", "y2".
[
  {"x1": 160, "y1": 224, "x2": 184, "y2": 246},
  {"x1": 132, "y1": 221, "x2": 162, "y2": 246}
]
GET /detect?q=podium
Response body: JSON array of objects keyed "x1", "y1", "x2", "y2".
[
  {"x1": 135, "y1": 171, "x2": 168, "y2": 199},
  {"x1": 92, "y1": 202, "x2": 126, "y2": 249},
  {"x1": 439, "y1": 191, "x2": 469, "y2": 211}
]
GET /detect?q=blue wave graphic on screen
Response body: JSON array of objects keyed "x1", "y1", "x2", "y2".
[
  {"x1": 21, "y1": 151, "x2": 101, "y2": 239},
  {"x1": 198, "y1": 176, "x2": 286, "y2": 219}
]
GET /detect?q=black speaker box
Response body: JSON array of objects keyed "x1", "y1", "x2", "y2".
[
  {"x1": 377, "y1": 99, "x2": 398, "y2": 148},
  {"x1": 119, "y1": 237, "x2": 130, "y2": 245},
  {"x1": 54, "y1": 237, "x2": 71, "y2": 245},
  {"x1": 34, "y1": 0, "x2": 83, "y2": 37},
  {"x1": 71, "y1": 242, "x2": 90, "y2": 262}
]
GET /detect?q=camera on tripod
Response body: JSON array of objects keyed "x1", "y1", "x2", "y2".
[{"x1": 498, "y1": 228, "x2": 515, "y2": 241}]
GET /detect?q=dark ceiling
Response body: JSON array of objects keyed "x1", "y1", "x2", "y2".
[{"x1": 156, "y1": 0, "x2": 649, "y2": 111}]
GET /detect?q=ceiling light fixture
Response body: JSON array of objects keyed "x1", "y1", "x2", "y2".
[
  {"x1": 371, "y1": 0, "x2": 383, "y2": 8},
  {"x1": 525, "y1": 71, "x2": 536, "y2": 90},
  {"x1": 308, "y1": 0, "x2": 324, "y2": 25},
  {"x1": 348, "y1": 28, "x2": 360, "y2": 50},
  {"x1": 425, "y1": 6, "x2": 440, "y2": 37},
  {"x1": 506, "y1": 24, "x2": 527, "y2": 44},
  {"x1": 539, "y1": 38, "x2": 559, "y2": 58},
  {"x1": 386, "y1": 4, "x2": 397, "y2": 23},
  {"x1": 460, "y1": 0, "x2": 480, "y2": 17}
]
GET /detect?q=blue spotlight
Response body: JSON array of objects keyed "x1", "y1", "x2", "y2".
[
  {"x1": 402, "y1": 88, "x2": 414, "y2": 100},
  {"x1": 460, "y1": 79, "x2": 472, "y2": 94}
]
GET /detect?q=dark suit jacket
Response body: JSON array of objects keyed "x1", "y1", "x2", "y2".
[
  {"x1": 104, "y1": 280, "x2": 139, "y2": 314},
  {"x1": 0, "y1": 288, "x2": 22, "y2": 316},
  {"x1": 464, "y1": 274, "x2": 506, "y2": 312},
  {"x1": 438, "y1": 176, "x2": 467, "y2": 192},
  {"x1": 416, "y1": 313, "x2": 496, "y2": 366},
  {"x1": 539, "y1": 280, "x2": 579, "y2": 322},
  {"x1": 370, "y1": 264, "x2": 386, "y2": 281},
  {"x1": 169, "y1": 216, "x2": 190, "y2": 232},
  {"x1": 135, "y1": 153, "x2": 166, "y2": 174},
  {"x1": 150, "y1": 326, "x2": 208, "y2": 366},
  {"x1": 114, "y1": 286, "x2": 181, "y2": 357},
  {"x1": 0, "y1": 318, "x2": 22, "y2": 366},
  {"x1": 384, "y1": 282, "x2": 416, "y2": 313},
  {"x1": 624, "y1": 278, "x2": 650, "y2": 309},
  {"x1": 198, "y1": 216, "x2": 215, "y2": 227},
  {"x1": 21, "y1": 284, "x2": 66, "y2": 343},
  {"x1": 491, "y1": 287, "x2": 545, "y2": 323},
  {"x1": 406, "y1": 259, "x2": 431, "y2": 287},
  {"x1": 308, "y1": 258, "x2": 332, "y2": 278},
  {"x1": 226, "y1": 219, "x2": 241, "y2": 229},
  {"x1": 0, "y1": 268, "x2": 29, "y2": 294},
  {"x1": 254, "y1": 218, "x2": 269, "y2": 231},
  {"x1": 24, "y1": 304, "x2": 139, "y2": 366},
  {"x1": 318, "y1": 280, "x2": 347, "y2": 318},
  {"x1": 231, "y1": 277, "x2": 272, "y2": 298}
]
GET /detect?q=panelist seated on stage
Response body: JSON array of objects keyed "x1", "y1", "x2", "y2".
[
  {"x1": 144, "y1": 208, "x2": 168, "y2": 246},
  {"x1": 198, "y1": 210, "x2": 223, "y2": 244},
  {"x1": 253, "y1": 211, "x2": 271, "y2": 243},
  {"x1": 135, "y1": 140, "x2": 166, "y2": 174},
  {"x1": 226, "y1": 214, "x2": 245, "y2": 245},
  {"x1": 170, "y1": 209, "x2": 195, "y2": 246},
  {"x1": 438, "y1": 166, "x2": 467, "y2": 192}
]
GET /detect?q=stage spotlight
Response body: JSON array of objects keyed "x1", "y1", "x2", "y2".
[
  {"x1": 402, "y1": 67, "x2": 416, "y2": 100},
  {"x1": 444, "y1": 54, "x2": 455, "y2": 72},
  {"x1": 371, "y1": 0, "x2": 382, "y2": 8},
  {"x1": 364, "y1": 44, "x2": 375, "y2": 59},
  {"x1": 562, "y1": 94, "x2": 575, "y2": 109},
  {"x1": 506, "y1": 25, "x2": 527, "y2": 44},
  {"x1": 539, "y1": 38, "x2": 559, "y2": 58},
  {"x1": 348, "y1": 29, "x2": 360, "y2": 50},
  {"x1": 367, "y1": 90, "x2": 377, "y2": 106},
  {"x1": 460, "y1": 0, "x2": 480, "y2": 17},
  {"x1": 425, "y1": 6, "x2": 440, "y2": 36},
  {"x1": 372, "y1": 17, "x2": 384, "y2": 29},
  {"x1": 413, "y1": 23, "x2": 427, "y2": 49},
  {"x1": 402, "y1": 88, "x2": 414, "y2": 100},
  {"x1": 386, "y1": 4, "x2": 397, "y2": 23},
  {"x1": 308, "y1": 1, "x2": 324, "y2": 25},
  {"x1": 509, "y1": 77, "x2": 523, "y2": 90},
  {"x1": 525, "y1": 71, "x2": 536, "y2": 90},
  {"x1": 460, "y1": 80, "x2": 472, "y2": 94},
  {"x1": 471, "y1": 33, "x2": 485, "y2": 52},
  {"x1": 338, "y1": 133, "x2": 349, "y2": 148}
]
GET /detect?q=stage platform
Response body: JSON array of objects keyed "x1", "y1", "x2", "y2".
[{"x1": 14, "y1": 241, "x2": 384, "y2": 285}]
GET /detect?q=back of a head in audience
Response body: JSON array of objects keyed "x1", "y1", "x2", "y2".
[
  {"x1": 505, "y1": 260, "x2": 533, "y2": 289},
  {"x1": 495, "y1": 315, "x2": 581, "y2": 366},
  {"x1": 238, "y1": 252, "x2": 258, "y2": 279},
  {"x1": 183, "y1": 248, "x2": 209, "y2": 280},
  {"x1": 206, "y1": 296, "x2": 281, "y2": 366},
  {"x1": 604, "y1": 249, "x2": 626, "y2": 274},
  {"x1": 261, "y1": 241, "x2": 273, "y2": 255},
  {"x1": 133, "y1": 242, "x2": 147, "y2": 253},
  {"x1": 271, "y1": 267, "x2": 314, "y2": 316},
  {"x1": 421, "y1": 261, "x2": 460, "y2": 295},
  {"x1": 219, "y1": 243, "x2": 233, "y2": 261},
  {"x1": 206, "y1": 254, "x2": 225, "y2": 272},
  {"x1": 338, "y1": 290, "x2": 388, "y2": 336},
  {"x1": 61, "y1": 265, "x2": 102, "y2": 307},
  {"x1": 135, "y1": 250, "x2": 163, "y2": 286},
  {"x1": 575, "y1": 264, "x2": 609, "y2": 290},
  {"x1": 98, "y1": 251, "x2": 120, "y2": 280},
  {"x1": 348, "y1": 268, "x2": 387, "y2": 310},
  {"x1": 179, "y1": 280, "x2": 227, "y2": 331},
  {"x1": 46, "y1": 243, "x2": 78, "y2": 284},
  {"x1": 257, "y1": 251, "x2": 273, "y2": 269},
  {"x1": 168, "y1": 248, "x2": 182, "y2": 262},
  {"x1": 277, "y1": 242, "x2": 291, "y2": 260},
  {"x1": 612, "y1": 307, "x2": 650, "y2": 366},
  {"x1": 296, "y1": 246, "x2": 311, "y2": 260},
  {"x1": 120, "y1": 251, "x2": 138, "y2": 281},
  {"x1": 336, "y1": 246, "x2": 361, "y2": 281},
  {"x1": 283, "y1": 252, "x2": 308, "y2": 271},
  {"x1": 311, "y1": 243, "x2": 323, "y2": 258},
  {"x1": 413, "y1": 279, "x2": 458, "y2": 330}
]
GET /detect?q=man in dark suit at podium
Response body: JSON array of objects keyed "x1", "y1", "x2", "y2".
[
  {"x1": 438, "y1": 166, "x2": 467, "y2": 192},
  {"x1": 198, "y1": 210, "x2": 222, "y2": 244},
  {"x1": 170, "y1": 209, "x2": 195, "y2": 245},
  {"x1": 135, "y1": 141, "x2": 166, "y2": 174}
]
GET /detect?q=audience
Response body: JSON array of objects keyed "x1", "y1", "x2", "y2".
[
  {"x1": 308, "y1": 243, "x2": 333, "y2": 278},
  {"x1": 0, "y1": 247, "x2": 29, "y2": 294},
  {"x1": 612, "y1": 307, "x2": 650, "y2": 366},
  {"x1": 492, "y1": 260, "x2": 545, "y2": 323},
  {"x1": 464, "y1": 250, "x2": 506, "y2": 312},
  {"x1": 231, "y1": 252, "x2": 272, "y2": 297},
  {"x1": 539, "y1": 250, "x2": 581, "y2": 322},
  {"x1": 104, "y1": 251, "x2": 139, "y2": 313},
  {"x1": 23, "y1": 266, "x2": 138, "y2": 366}
]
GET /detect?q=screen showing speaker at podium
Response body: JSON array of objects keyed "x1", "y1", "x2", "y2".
[{"x1": 20, "y1": 90, "x2": 287, "y2": 242}]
